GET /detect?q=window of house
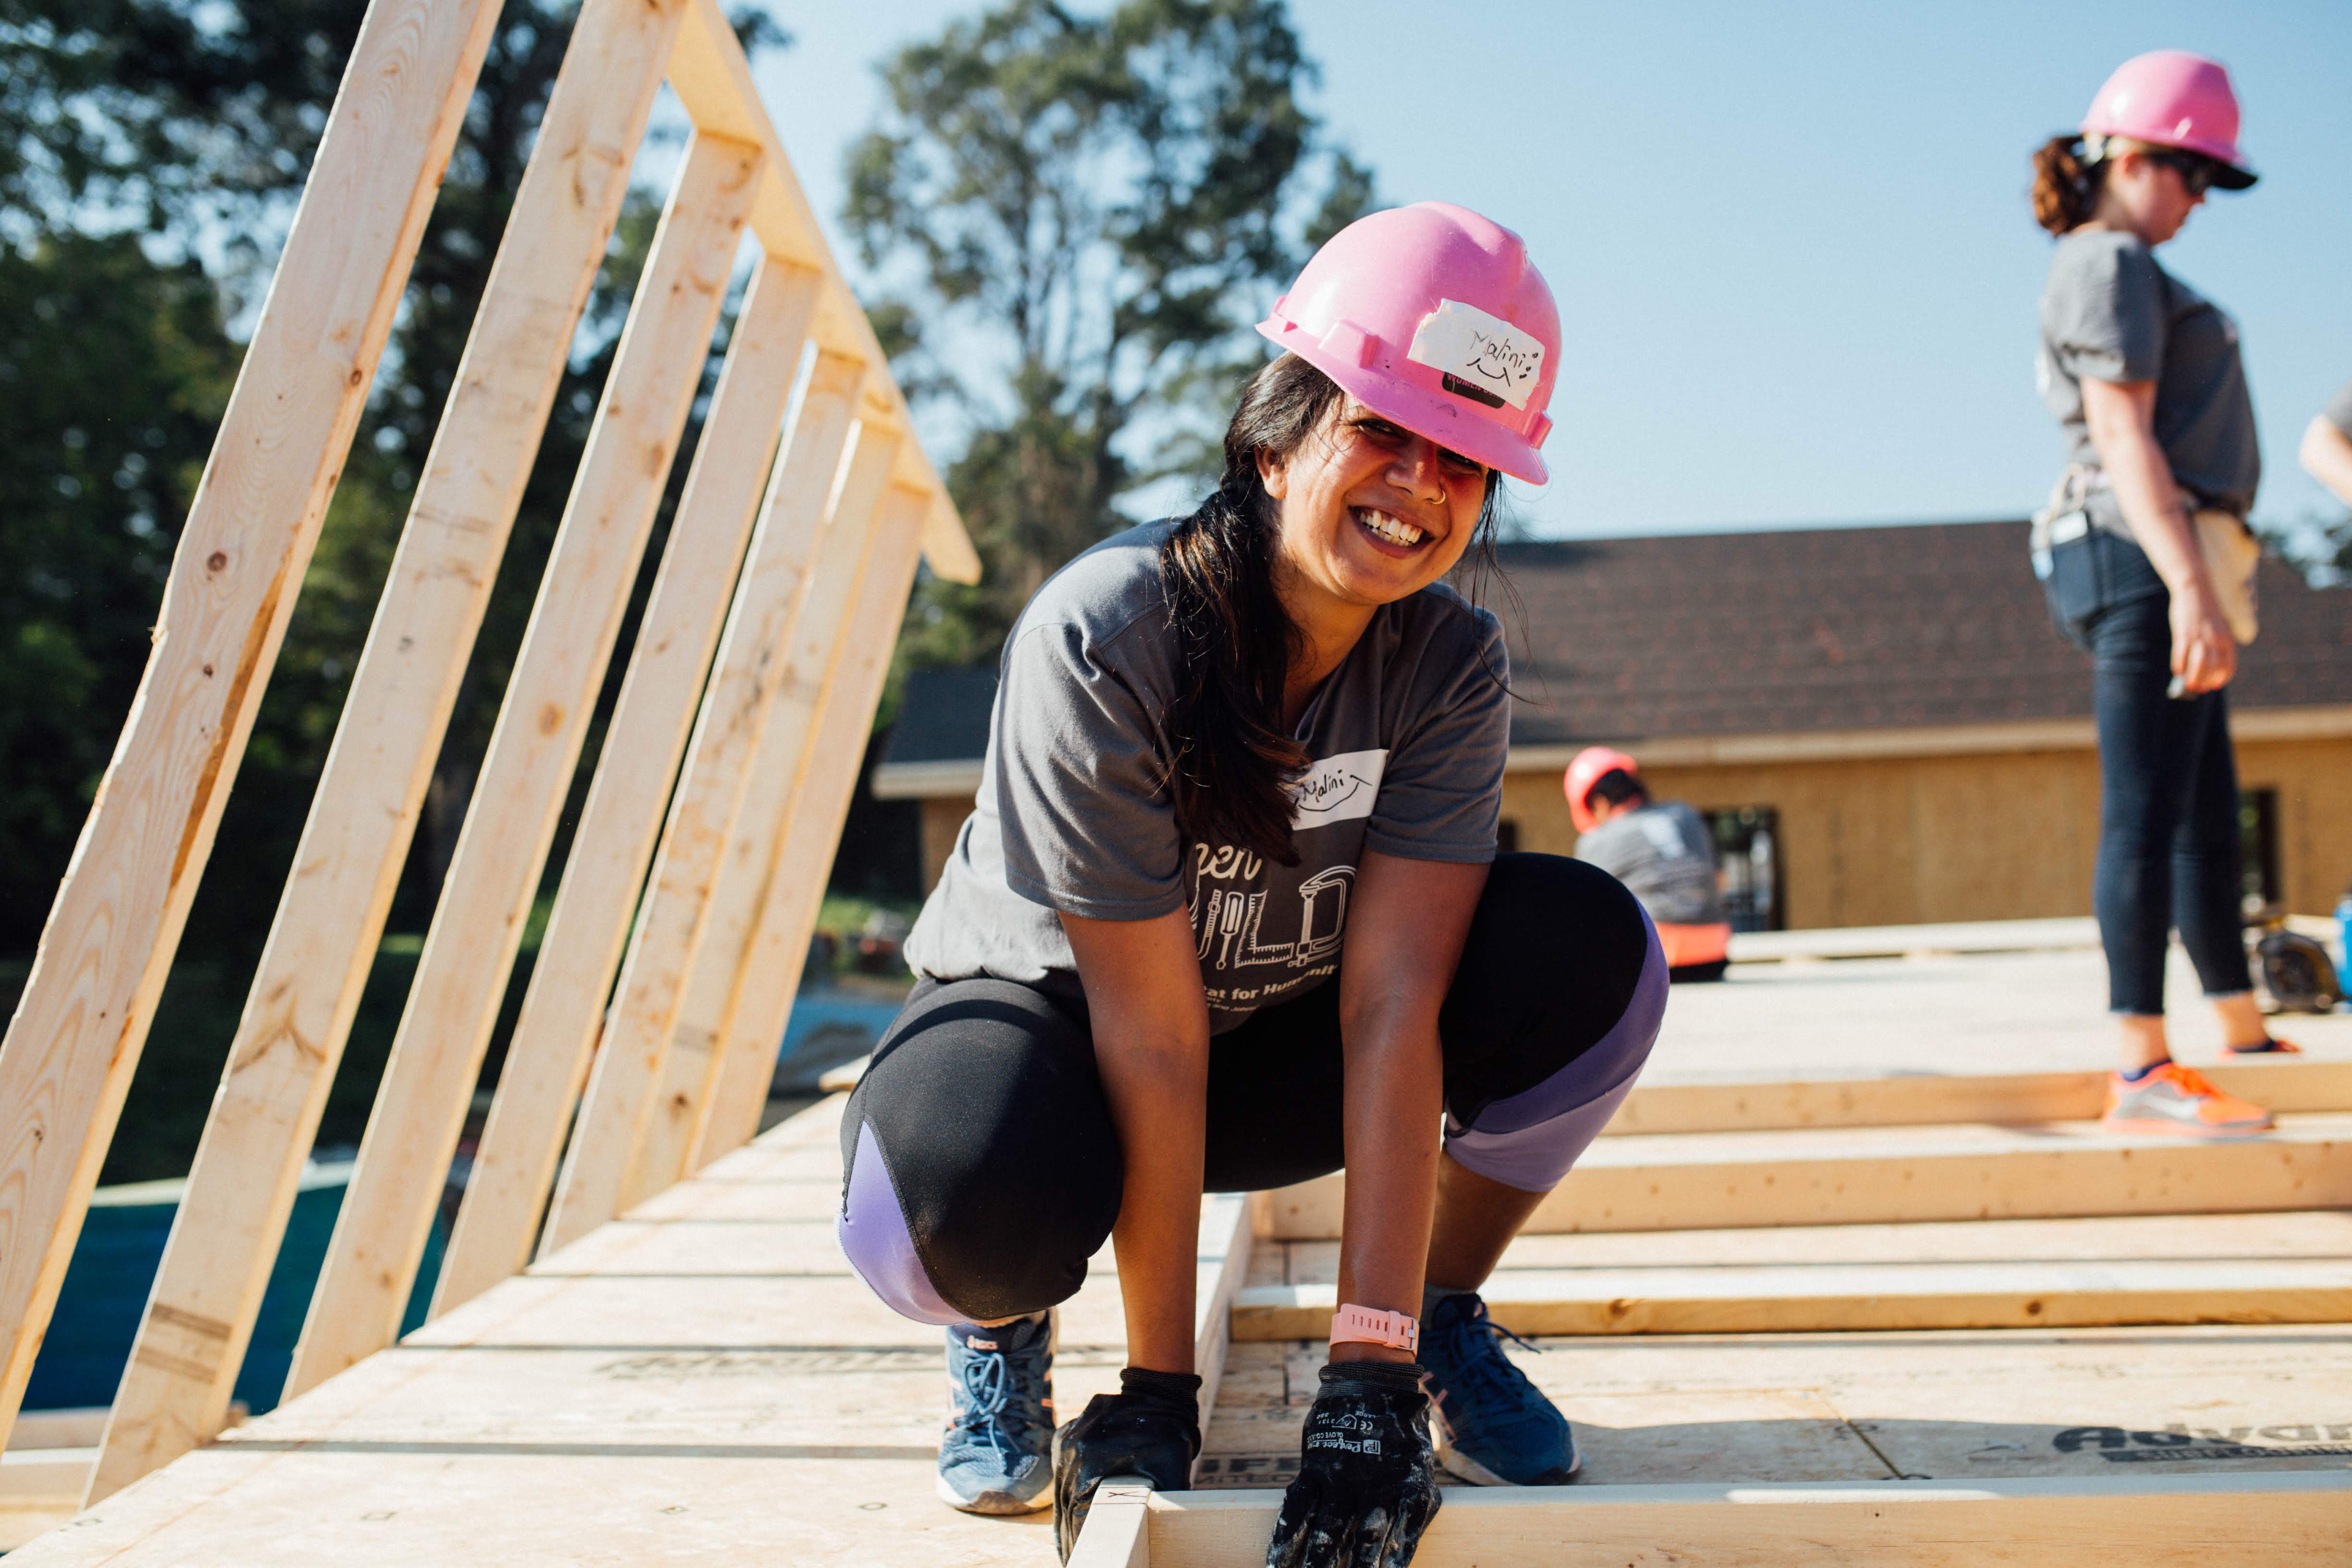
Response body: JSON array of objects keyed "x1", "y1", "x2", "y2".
[
  {"x1": 1705, "y1": 806, "x2": 1783, "y2": 932},
  {"x1": 2239, "y1": 787, "x2": 2280, "y2": 913}
]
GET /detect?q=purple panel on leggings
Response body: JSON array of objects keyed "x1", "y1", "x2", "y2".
[
  {"x1": 838, "y1": 1119, "x2": 963, "y2": 1326},
  {"x1": 1443, "y1": 912, "x2": 1668, "y2": 1192}
]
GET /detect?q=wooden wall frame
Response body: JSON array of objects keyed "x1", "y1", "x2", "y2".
[{"x1": 0, "y1": 0, "x2": 974, "y2": 1500}]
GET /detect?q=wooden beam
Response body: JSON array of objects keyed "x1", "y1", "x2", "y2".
[
  {"x1": 688, "y1": 481, "x2": 929, "y2": 1167},
  {"x1": 1236, "y1": 1256, "x2": 2352, "y2": 1340},
  {"x1": 1260, "y1": 1114, "x2": 2352, "y2": 1238},
  {"x1": 1067, "y1": 1478, "x2": 1153, "y2": 1568},
  {"x1": 427, "y1": 258, "x2": 821, "y2": 1319},
  {"x1": 0, "y1": 0, "x2": 504, "y2": 1446},
  {"x1": 663, "y1": 0, "x2": 980, "y2": 585},
  {"x1": 544, "y1": 423, "x2": 899, "y2": 1246},
  {"x1": 83, "y1": 0, "x2": 692, "y2": 1493},
  {"x1": 281, "y1": 130, "x2": 762, "y2": 1402},
  {"x1": 1604, "y1": 1058, "x2": 2352, "y2": 1136},
  {"x1": 1145, "y1": 1474, "x2": 2352, "y2": 1565}
]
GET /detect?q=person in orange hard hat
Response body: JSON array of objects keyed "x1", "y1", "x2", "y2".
[
  {"x1": 2028, "y1": 51, "x2": 2297, "y2": 1141},
  {"x1": 1565, "y1": 749, "x2": 1732, "y2": 983}
]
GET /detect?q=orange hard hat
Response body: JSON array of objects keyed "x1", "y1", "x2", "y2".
[{"x1": 1564, "y1": 746, "x2": 1639, "y2": 834}]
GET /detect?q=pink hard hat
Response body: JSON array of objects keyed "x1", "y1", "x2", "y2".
[
  {"x1": 1256, "y1": 202, "x2": 1560, "y2": 485},
  {"x1": 1565, "y1": 746, "x2": 1639, "y2": 835},
  {"x1": 2081, "y1": 50, "x2": 2256, "y2": 190}
]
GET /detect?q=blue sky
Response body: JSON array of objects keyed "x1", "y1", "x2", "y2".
[{"x1": 745, "y1": 0, "x2": 2352, "y2": 540}]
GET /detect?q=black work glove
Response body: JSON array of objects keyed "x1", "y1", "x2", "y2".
[
  {"x1": 1052, "y1": 1367, "x2": 1201, "y2": 1563},
  {"x1": 1265, "y1": 1361, "x2": 1442, "y2": 1568}
]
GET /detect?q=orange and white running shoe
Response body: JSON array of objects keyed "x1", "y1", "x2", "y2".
[{"x1": 2101, "y1": 1062, "x2": 2275, "y2": 1139}]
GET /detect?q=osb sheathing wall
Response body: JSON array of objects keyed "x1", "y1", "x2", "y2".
[{"x1": 1497, "y1": 735, "x2": 2352, "y2": 929}]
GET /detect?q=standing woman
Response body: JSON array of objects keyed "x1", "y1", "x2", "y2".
[
  {"x1": 838, "y1": 204, "x2": 1665, "y2": 1565},
  {"x1": 2030, "y1": 51, "x2": 2297, "y2": 1139}
]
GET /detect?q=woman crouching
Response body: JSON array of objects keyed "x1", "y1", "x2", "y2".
[{"x1": 837, "y1": 202, "x2": 1665, "y2": 1567}]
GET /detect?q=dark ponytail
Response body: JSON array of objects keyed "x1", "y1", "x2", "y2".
[
  {"x1": 2030, "y1": 134, "x2": 2103, "y2": 235},
  {"x1": 1158, "y1": 355, "x2": 1339, "y2": 866},
  {"x1": 1158, "y1": 353, "x2": 1504, "y2": 865}
]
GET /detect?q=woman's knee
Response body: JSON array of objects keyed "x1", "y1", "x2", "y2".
[
  {"x1": 838, "y1": 981, "x2": 1123, "y2": 1324},
  {"x1": 1439, "y1": 854, "x2": 1667, "y2": 1192}
]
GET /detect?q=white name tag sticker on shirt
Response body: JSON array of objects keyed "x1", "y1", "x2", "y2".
[
  {"x1": 1288, "y1": 749, "x2": 1387, "y2": 829},
  {"x1": 1406, "y1": 299, "x2": 1544, "y2": 412}
]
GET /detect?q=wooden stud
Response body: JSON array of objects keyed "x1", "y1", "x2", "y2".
[
  {"x1": 281, "y1": 131, "x2": 762, "y2": 1402},
  {"x1": 427, "y1": 258, "x2": 823, "y2": 1319},
  {"x1": 1148, "y1": 1475, "x2": 2352, "y2": 1565},
  {"x1": 0, "y1": 0, "x2": 505, "y2": 1447},
  {"x1": 687, "y1": 480, "x2": 931, "y2": 1167},
  {"x1": 83, "y1": 0, "x2": 693, "y2": 1495},
  {"x1": 1191, "y1": 1194, "x2": 1252, "y2": 1435},
  {"x1": 1066, "y1": 1477, "x2": 1153, "y2": 1568},
  {"x1": 1260, "y1": 1114, "x2": 2352, "y2": 1239},
  {"x1": 1606, "y1": 1059, "x2": 2352, "y2": 1137},
  {"x1": 546, "y1": 423, "x2": 898, "y2": 1245},
  {"x1": 663, "y1": 0, "x2": 980, "y2": 585}
]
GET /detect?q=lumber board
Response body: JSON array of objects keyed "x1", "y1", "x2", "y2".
[
  {"x1": 1605, "y1": 1057, "x2": 2352, "y2": 1135},
  {"x1": 1068, "y1": 1478, "x2": 1153, "y2": 1568},
  {"x1": 1261, "y1": 1113, "x2": 2352, "y2": 1238},
  {"x1": 283, "y1": 132, "x2": 761, "y2": 1401},
  {"x1": 1142, "y1": 1474, "x2": 2352, "y2": 1566},
  {"x1": 608, "y1": 416, "x2": 900, "y2": 1211},
  {"x1": 86, "y1": 0, "x2": 692, "y2": 1494},
  {"x1": 553, "y1": 425, "x2": 898, "y2": 1244},
  {"x1": 1730, "y1": 915, "x2": 2102, "y2": 962},
  {"x1": 1236, "y1": 1258, "x2": 2352, "y2": 1339},
  {"x1": 431, "y1": 257, "x2": 822, "y2": 1319},
  {"x1": 689, "y1": 482, "x2": 929, "y2": 1165},
  {"x1": 0, "y1": 0, "x2": 505, "y2": 1445},
  {"x1": 662, "y1": 0, "x2": 978, "y2": 586}
]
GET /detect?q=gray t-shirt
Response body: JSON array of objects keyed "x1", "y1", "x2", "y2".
[
  {"x1": 1574, "y1": 802, "x2": 1725, "y2": 927},
  {"x1": 2325, "y1": 379, "x2": 2352, "y2": 440},
  {"x1": 904, "y1": 520, "x2": 1511, "y2": 1034},
  {"x1": 2037, "y1": 228, "x2": 2260, "y2": 531}
]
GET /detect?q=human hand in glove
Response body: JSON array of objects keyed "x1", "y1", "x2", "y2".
[
  {"x1": 1052, "y1": 1367, "x2": 1201, "y2": 1563},
  {"x1": 1265, "y1": 1361, "x2": 1442, "y2": 1568}
]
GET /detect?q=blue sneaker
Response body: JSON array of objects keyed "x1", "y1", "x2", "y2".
[
  {"x1": 937, "y1": 1312, "x2": 1056, "y2": 1514},
  {"x1": 1417, "y1": 1291, "x2": 1579, "y2": 1485}
]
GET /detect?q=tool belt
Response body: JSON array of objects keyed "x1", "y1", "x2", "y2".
[{"x1": 2031, "y1": 465, "x2": 2258, "y2": 644}]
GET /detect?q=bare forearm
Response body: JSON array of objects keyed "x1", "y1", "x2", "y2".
[
  {"x1": 2302, "y1": 415, "x2": 2352, "y2": 509},
  {"x1": 2092, "y1": 413, "x2": 2205, "y2": 591},
  {"x1": 1100, "y1": 1030, "x2": 1207, "y2": 1374},
  {"x1": 1334, "y1": 1001, "x2": 1443, "y2": 1357}
]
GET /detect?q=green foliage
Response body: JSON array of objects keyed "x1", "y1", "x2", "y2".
[{"x1": 845, "y1": 0, "x2": 1374, "y2": 683}]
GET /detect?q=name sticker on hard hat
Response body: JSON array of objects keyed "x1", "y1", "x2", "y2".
[{"x1": 1407, "y1": 300, "x2": 1544, "y2": 412}]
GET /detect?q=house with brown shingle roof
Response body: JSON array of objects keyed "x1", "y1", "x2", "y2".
[{"x1": 876, "y1": 520, "x2": 2352, "y2": 929}]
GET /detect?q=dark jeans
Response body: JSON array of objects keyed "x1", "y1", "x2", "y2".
[{"x1": 2044, "y1": 530, "x2": 2251, "y2": 1014}]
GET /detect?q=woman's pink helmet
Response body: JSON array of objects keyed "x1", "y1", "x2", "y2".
[
  {"x1": 1256, "y1": 202, "x2": 1560, "y2": 485},
  {"x1": 2081, "y1": 50, "x2": 2257, "y2": 190}
]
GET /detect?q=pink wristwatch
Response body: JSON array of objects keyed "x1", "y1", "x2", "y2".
[{"x1": 1329, "y1": 1302, "x2": 1419, "y2": 1354}]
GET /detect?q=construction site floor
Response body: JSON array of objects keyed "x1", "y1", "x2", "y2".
[{"x1": 9, "y1": 941, "x2": 2350, "y2": 1563}]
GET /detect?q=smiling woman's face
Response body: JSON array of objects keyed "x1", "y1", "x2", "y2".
[{"x1": 1258, "y1": 399, "x2": 1491, "y2": 613}]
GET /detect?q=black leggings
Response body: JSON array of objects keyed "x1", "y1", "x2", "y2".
[
  {"x1": 2046, "y1": 531, "x2": 2252, "y2": 1013},
  {"x1": 837, "y1": 854, "x2": 1665, "y2": 1325}
]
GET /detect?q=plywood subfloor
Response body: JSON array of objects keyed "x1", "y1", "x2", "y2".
[{"x1": 8, "y1": 1097, "x2": 1093, "y2": 1567}]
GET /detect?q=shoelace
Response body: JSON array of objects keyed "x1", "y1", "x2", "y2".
[
  {"x1": 1433, "y1": 1305, "x2": 1542, "y2": 1417},
  {"x1": 954, "y1": 1335, "x2": 1044, "y2": 1465}
]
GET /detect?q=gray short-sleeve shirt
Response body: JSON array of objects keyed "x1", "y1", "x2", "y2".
[
  {"x1": 2037, "y1": 228, "x2": 2260, "y2": 529},
  {"x1": 2325, "y1": 379, "x2": 2352, "y2": 440},
  {"x1": 903, "y1": 520, "x2": 1511, "y2": 1033},
  {"x1": 1574, "y1": 802, "x2": 1725, "y2": 928}
]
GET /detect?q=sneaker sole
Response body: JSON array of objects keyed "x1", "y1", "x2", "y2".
[
  {"x1": 1435, "y1": 1438, "x2": 1582, "y2": 1488},
  {"x1": 934, "y1": 1473, "x2": 1051, "y2": 1515},
  {"x1": 2099, "y1": 1115, "x2": 2273, "y2": 1140}
]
